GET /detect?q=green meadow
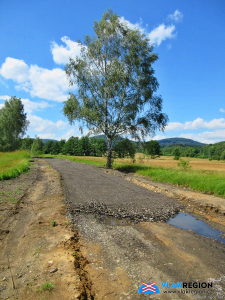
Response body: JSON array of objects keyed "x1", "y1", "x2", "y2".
[{"x1": 0, "y1": 150, "x2": 31, "y2": 180}]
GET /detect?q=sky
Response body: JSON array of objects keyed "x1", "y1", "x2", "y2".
[{"x1": 0, "y1": 0, "x2": 225, "y2": 144}]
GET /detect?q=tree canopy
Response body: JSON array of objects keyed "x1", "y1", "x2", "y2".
[
  {"x1": 0, "y1": 97, "x2": 29, "y2": 151},
  {"x1": 63, "y1": 9, "x2": 168, "y2": 167}
]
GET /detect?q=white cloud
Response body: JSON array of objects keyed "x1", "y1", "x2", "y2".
[
  {"x1": 180, "y1": 130, "x2": 225, "y2": 144},
  {"x1": 0, "y1": 104, "x2": 4, "y2": 109},
  {"x1": 17, "y1": 64, "x2": 70, "y2": 101},
  {"x1": 38, "y1": 133, "x2": 58, "y2": 140},
  {"x1": 0, "y1": 58, "x2": 71, "y2": 102},
  {"x1": 120, "y1": 17, "x2": 177, "y2": 47},
  {"x1": 0, "y1": 95, "x2": 10, "y2": 100},
  {"x1": 0, "y1": 57, "x2": 29, "y2": 83},
  {"x1": 119, "y1": 17, "x2": 145, "y2": 33},
  {"x1": 61, "y1": 127, "x2": 89, "y2": 141},
  {"x1": 21, "y1": 99, "x2": 52, "y2": 114},
  {"x1": 152, "y1": 135, "x2": 167, "y2": 141},
  {"x1": 220, "y1": 108, "x2": 225, "y2": 113},
  {"x1": 166, "y1": 118, "x2": 225, "y2": 131},
  {"x1": 167, "y1": 10, "x2": 183, "y2": 23},
  {"x1": 0, "y1": 95, "x2": 52, "y2": 114},
  {"x1": 148, "y1": 24, "x2": 176, "y2": 46},
  {"x1": 51, "y1": 36, "x2": 83, "y2": 65},
  {"x1": 28, "y1": 114, "x2": 67, "y2": 133}
]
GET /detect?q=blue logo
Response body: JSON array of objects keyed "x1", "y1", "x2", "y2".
[{"x1": 138, "y1": 282, "x2": 160, "y2": 294}]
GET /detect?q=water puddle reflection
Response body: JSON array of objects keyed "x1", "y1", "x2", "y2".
[{"x1": 168, "y1": 212, "x2": 225, "y2": 244}]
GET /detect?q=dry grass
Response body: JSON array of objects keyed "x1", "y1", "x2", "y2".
[{"x1": 134, "y1": 154, "x2": 225, "y2": 172}]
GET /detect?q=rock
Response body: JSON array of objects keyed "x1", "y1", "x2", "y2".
[{"x1": 49, "y1": 268, "x2": 58, "y2": 273}]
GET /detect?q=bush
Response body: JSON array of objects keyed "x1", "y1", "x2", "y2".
[
  {"x1": 173, "y1": 148, "x2": 181, "y2": 160},
  {"x1": 177, "y1": 159, "x2": 191, "y2": 171}
]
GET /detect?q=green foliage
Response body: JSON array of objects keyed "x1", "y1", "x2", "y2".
[
  {"x1": 63, "y1": 9, "x2": 168, "y2": 168},
  {"x1": 144, "y1": 140, "x2": 161, "y2": 159},
  {"x1": 0, "y1": 97, "x2": 29, "y2": 151},
  {"x1": 177, "y1": 158, "x2": 191, "y2": 171},
  {"x1": 201, "y1": 141, "x2": 225, "y2": 159},
  {"x1": 31, "y1": 137, "x2": 44, "y2": 156},
  {"x1": 62, "y1": 136, "x2": 80, "y2": 155},
  {"x1": 173, "y1": 147, "x2": 181, "y2": 160},
  {"x1": 20, "y1": 136, "x2": 33, "y2": 151},
  {"x1": 112, "y1": 138, "x2": 136, "y2": 160},
  {"x1": 220, "y1": 150, "x2": 225, "y2": 160},
  {"x1": 52, "y1": 221, "x2": 57, "y2": 227},
  {"x1": 0, "y1": 150, "x2": 31, "y2": 180},
  {"x1": 41, "y1": 282, "x2": 54, "y2": 292},
  {"x1": 89, "y1": 137, "x2": 107, "y2": 156}
]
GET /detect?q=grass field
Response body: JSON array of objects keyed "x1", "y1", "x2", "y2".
[
  {"x1": 0, "y1": 150, "x2": 31, "y2": 180},
  {"x1": 41, "y1": 154, "x2": 225, "y2": 197}
]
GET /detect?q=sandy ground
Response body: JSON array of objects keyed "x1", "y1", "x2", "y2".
[{"x1": 0, "y1": 159, "x2": 84, "y2": 300}]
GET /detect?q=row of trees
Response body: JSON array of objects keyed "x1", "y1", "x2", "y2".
[
  {"x1": 162, "y1": 143, "x2": 225, "y2": 161},
  {"x1": 18, "y1": 135, "x2": 163, "y2": 160}
]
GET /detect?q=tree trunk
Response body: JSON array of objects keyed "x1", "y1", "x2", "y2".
[{"x1": 106, "y1": 138, "x2": 112, "y2": 168}]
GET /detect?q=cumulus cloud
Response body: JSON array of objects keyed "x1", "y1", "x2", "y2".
[
  {"x1": 167, "y1": 10, "x2": 183, "y2": 23},
  {"x1": 119, "y1": 17, "x2": 145, "y2": 33},
  {"x1": 0, "y1": 57, "x2": 29, "y2": 83},
  {"x1": 0, "y1": 95, "x2": 10, "y2": 101},
  {"x1": 180, "y1": 130, "x2": 225, "y2": 144},
  {"x1": 28, "y1": 114, "x2": 67, "y2": 133},
  {"x1": 120, "y1": 17, "x2": 177, "y2": 47},
  {"x1": 61, "y1": 127, "x2": 89, "y2": 141},
  {"x1": 0, "y1": 95, "x2": 52, "y2": 114},
  {"x1": 0, "y1": 58, "x2": 71, "y2": 102},
  {"x1": 220, "y1": 108, "x2": 225, "y2": 113},
  {"x1": 0, "y1": 103, "x2": 4, "y2": 109},
  {"x1": 17, "y1": 64, "x2": 70, "y2": 101},
  {"x1": 51, "y1": 36, "x2": 83, "y2": 65},
  {"x1": 21, "y1": 99, "x2": 52, "y2": 114},
  {"x1": 148, "y1": 24, "x2": 176, "y2": 46},
  {"x1": 166, "y1": 118, "x2": 225, "y2": 131},
  {"x1": 38, "y1": 133, "x2": 58, "y2": 140}
]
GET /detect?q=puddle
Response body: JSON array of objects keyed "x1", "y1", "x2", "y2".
[{"x1": 168, "y1": 212, "x2": 225, "y2": 244}]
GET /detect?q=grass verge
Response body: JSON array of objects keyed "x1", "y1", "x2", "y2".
[
  {"x1": 115, "y1": 164, "x2": 225, "y2": 197},
  {"x1": 40, "y1": 154, "x2": 225, "y2": 197},
  {"x1": 0, "y1": 150, "x2": 31, "y2": 181}
]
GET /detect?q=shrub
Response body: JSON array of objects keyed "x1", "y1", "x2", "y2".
[
  {"x1": 177, "y1": 159, "x2": 191, "y2": 171},
  {"x1": 173, "y1": 148, "x2": 181, "y2": 160}
]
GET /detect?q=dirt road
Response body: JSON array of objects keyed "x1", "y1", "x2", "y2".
[{"x1": 45, "y1": 158, "x2": 225, "y2": 300}]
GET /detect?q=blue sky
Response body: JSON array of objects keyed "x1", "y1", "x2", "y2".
[{"x1": 0, "y1": 0, "x2": 225, "y2": 144}]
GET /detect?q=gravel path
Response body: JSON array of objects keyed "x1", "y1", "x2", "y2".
[{"x1": 45, "y1": 158, "x2": 182, "y2": 222}]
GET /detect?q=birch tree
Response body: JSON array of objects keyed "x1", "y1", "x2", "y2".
[{"x1": 63, "y1": 9, "x2": 168, "y2": 168}]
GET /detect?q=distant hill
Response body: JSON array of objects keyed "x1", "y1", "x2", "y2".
[
  {"x1": 41, "y1": 139, "x2": 58, "y2": 143},
  {"x1": 158, "y1": 138, "x2": 206, "y2": 148},
  {"x1": 93, "y1": 135, "x2": 206, "y2": 148}
]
